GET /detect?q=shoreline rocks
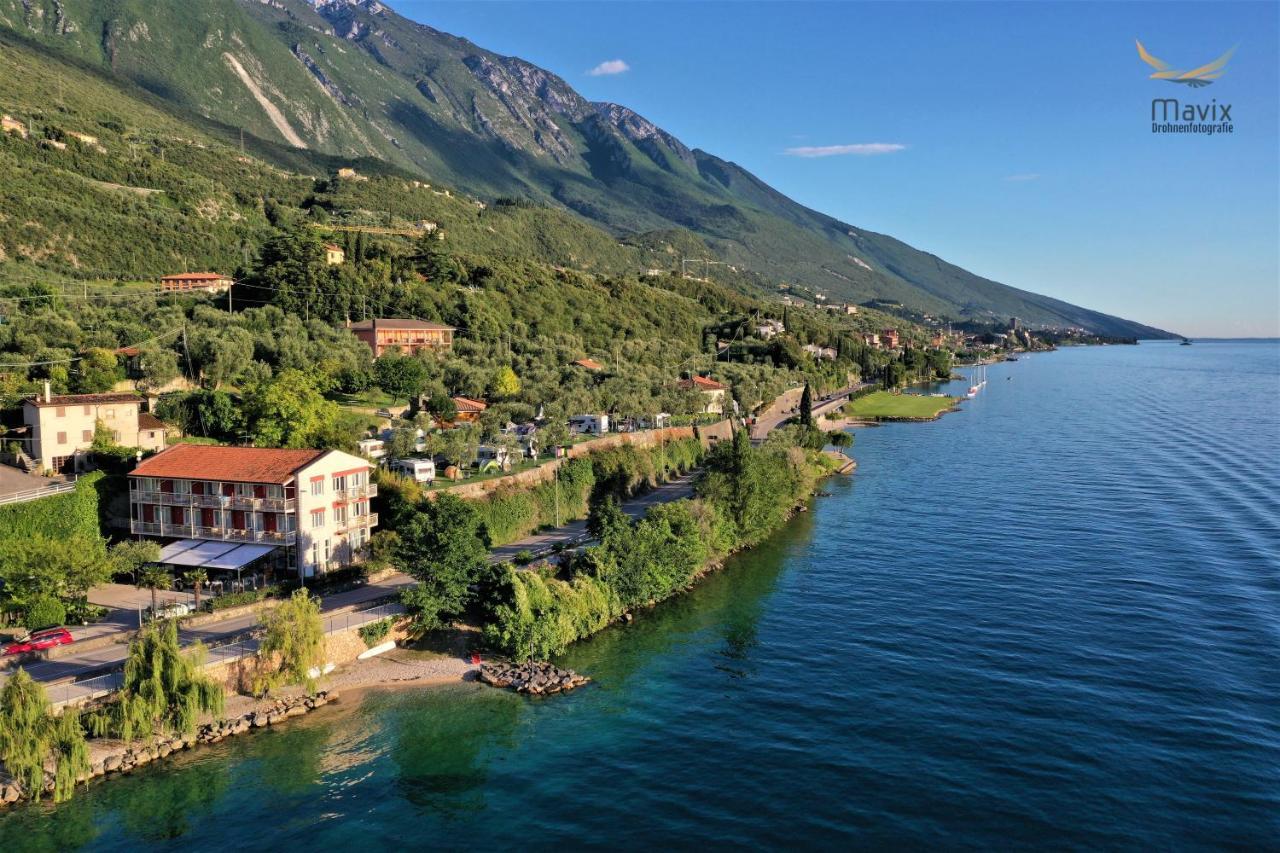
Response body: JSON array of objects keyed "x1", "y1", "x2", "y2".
[
  {"x1": 478, "y1": 661, "x2": 590, "y2": 695},
  {"x1": 0, "y1": 690, "x2": 338, "y2": 808}
]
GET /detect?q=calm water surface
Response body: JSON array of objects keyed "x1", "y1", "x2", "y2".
[{"x1": 3, "y1": 341, "x2": 1278, "y2": 850}]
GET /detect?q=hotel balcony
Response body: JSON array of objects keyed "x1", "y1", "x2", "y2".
[
  {"x1": 130, "y1": 520, "x2": 295, "y2": 545},
  {"x1": 335, "y1": 484, "x2": 378, "y2": 502},
  {"x1": 335, "y1": 513, "x2": 378, "y2": 534},
  {"x1": 130, "y1": 491, "x2": 293, "y2": 512}
]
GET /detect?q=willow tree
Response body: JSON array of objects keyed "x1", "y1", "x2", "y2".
[
  {"x1": 117, "y1": 620, "x2": 224, "y2": 742},
  {"x1": 256, "y1": 589, "x2": 324, "y2": 695},
  {"x1": 49, "y1": 710, "x2": 90, "y2": 802},
  {"x1": 0, "y1": 669, "x2": 50, "y2": 799}
]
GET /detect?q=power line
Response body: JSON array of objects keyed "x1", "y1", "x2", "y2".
[{"x1": 0, "y1": 327, "x2": 183, "y2": 369}]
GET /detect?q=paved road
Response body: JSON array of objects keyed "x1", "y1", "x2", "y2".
[
  {"x1": 749, "y1": 382, "x2": 873, "y2": 441},
  {"x1": 5, "y1": 389, "x2": 784, "y2": 693},
  {"x1": 3, "y1": 474, "x2": 700, "y2": 691}
]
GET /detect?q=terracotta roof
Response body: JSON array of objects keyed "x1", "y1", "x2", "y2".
[
  {"x1": 160, "y1": 272, "x2": 230, "y2": 281},
  {"x1": 114, "y1": 346, "x2": 141, "y2": 357},
  {"x1": 452, "y1": 396, "x2": 488, "y2": 413},
  {"x1": 27, "y1": 392, "x2": 141, "y2": 409},
  {"x1": 324, "y1": 243, "x2": 343, "y2": 251},
  {"x1": 131, "y1": 444, "x2": 327, "y2": 484},
  {"x1": 572, "y1": 358, "x2": 604, "y2": 371},
  {"x1": 137, "y1": 413, "x2": 167, "y2": 431},
  {"x1": 679, "y1": 376, "x2": 727, "y2": 392},
  {"x1": 348, "y1": 318, "x2": 455, "y2": 331}
]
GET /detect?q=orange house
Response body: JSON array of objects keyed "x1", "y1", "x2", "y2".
[
  {"x1": 161, "y1": 273, "x2": 232, "y2": 294},
  {"x1": 347, "y1": 318, "x2": 455, "y2": 358}
]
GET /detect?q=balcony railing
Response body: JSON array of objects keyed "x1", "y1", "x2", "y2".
[
  {"x1": 336, "y1": 513, "x2": 378, "y2": 533},
  {"x1": 131, "y1": 491, "x2": 293, "y2": 512},
  {"x1": 130, "y1": 520, "x2": 295, "y2": 546},
  {"x1": 335, "y1": 484, "x2": 377, "y2": 502}
]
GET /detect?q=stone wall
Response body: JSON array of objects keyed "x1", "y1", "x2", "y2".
[{"x1": 429, "y1": 423, "x2": 727, "y2": 502}]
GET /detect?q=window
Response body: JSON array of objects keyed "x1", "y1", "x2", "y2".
[
  {"x1": 332, "y1": 474, "x2": 346, "y2": 493},
  {"x1": 310, "y1": 509, "x2": 325, "y2": 528},
  {"x1": 334, "y1": 506, "x2": 347, "y2": 527},
  {"x1": 105, "y1": 408, "x2": 116, "y2": 420},
  {"x1": 55, "y1": 406, "x2": 65, "y2": 417},
  {"x1": 323, "y1": 539, "x2": 331, "y2": 562},
  {"x1": 310, "y1": 478, "x2": 324, "y2": 496},
  {"x1": 56, "y1": 431, "x2": 67, "y2": 445},
  {"x1": 82, "y1": 405, "x2": 90, "y2": 416}
]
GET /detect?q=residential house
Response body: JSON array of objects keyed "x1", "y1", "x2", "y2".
[
  {"x1": 571, "y1": 358, "x2": 604, "y2": 371},
  {"x1": 862, "y1": 333, "x2": 881, "y2": 348},
  {"x1": 323, "y1": 243, "x2": 345, "y2": 266},
  {"x1": 451, "y1": 396, "x2": 487, "y2": 423},
  {"x1": 129, "y1": 444, "x2": 376, "y2": 579},
  {"x1": 678, "y1": 375, "x2": 728, "y2": 415},
  {"x1": 756, "y1": 319, "x2": 785, "y2": 339},
  {"x1": 803, "y1": 343, "x2": 837, "y2": 361},
  {"x1": 347, "y1": 318, "x2": 455, "y2": 357},
  {"x1": 881, "y1": 329, "x2": 901, "y2": 349},
  {"x1": 160, "y1": 272, "x2": 233, "y2": 294},
  {"x1": 22, "y1": 387, "x2": 166, "y2": 473},
  {"x1": 335, "y1": 167, "x2": 366, "y2": 180},
  {"x1": 569, "y1": 414, "x2": 610, "y2": 436}
]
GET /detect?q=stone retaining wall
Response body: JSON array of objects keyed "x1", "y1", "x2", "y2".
[{"x1": 431, "y1": 423, "x2": 726, "y2": 502}]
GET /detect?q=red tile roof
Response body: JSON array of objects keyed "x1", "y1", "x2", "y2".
[
  {"x1": 160, "y1": 272, "x2": 230, "y2": 281},
  {"x1": 26, "y1": 392, "x2": 141, "y2": 409},
  {"x1": 572, "y1": 358, "x2": 604, "y2": 371},
  {"x1": 131, "y1": 444, "x2": 327, "y2": 484},
  {"x1": 452, "y1": 396, "x2": 488, "y2": 413},
  {"x1": 137, "y1": 413, "x2": 167, "y2": 431},
  {"x1": 348, "y1": 318, "x2": 455, "y2": 331},
  {"x1": 679, "y1": 376, "x2": 727, "y2": 392}
]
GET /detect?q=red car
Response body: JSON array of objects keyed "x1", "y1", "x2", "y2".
[{"x1": 3, "y1": 627, "x2": 74, "y2": 656}]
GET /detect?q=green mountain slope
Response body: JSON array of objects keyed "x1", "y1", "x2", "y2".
[{"x1": 0, "y1": 0, "x2": 1170, "y2": 337}]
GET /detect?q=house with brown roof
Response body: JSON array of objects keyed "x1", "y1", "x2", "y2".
[
  {"x1": 572, "y1": 358, "x2": 604, "y2": 371},
  {"x1": 323, "y1": 243, "x2": 345, "y2": 266},
  {"x1": 347, "y1": 318, "x2": 455, "y2": 357},
  {"x1": 129, "y1": 444, "x2": 376, "y2": 579},
  {"x1": 451, "y1": 396, "x2": 488, "y2": 423},
  {"x1": 21, "y1": 385, "x2": 166, "y2": 473},
  {"x1": 678, "y1": 375, "x2": 729, "y2": 415},
  {"x1": 160, "y1": 272, "x2": 232, "y2": 294}
]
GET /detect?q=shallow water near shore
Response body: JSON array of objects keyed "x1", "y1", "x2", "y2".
[{"x1": 2, "y1": 340, "x2": 1278, "y2": 850}]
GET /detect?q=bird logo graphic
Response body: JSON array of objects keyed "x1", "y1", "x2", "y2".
[{"x1": 1136, "y1": 40, "x2": 1235, "y2": 87}]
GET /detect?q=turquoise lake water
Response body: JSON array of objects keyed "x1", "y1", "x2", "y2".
[{"x1": 2, "y1": 340, "x2": 1277, "y2": 850}]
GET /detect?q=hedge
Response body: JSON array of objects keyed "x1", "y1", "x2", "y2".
[{"x1": 0, "y1": 471, "x2": 104, "y2": 545}]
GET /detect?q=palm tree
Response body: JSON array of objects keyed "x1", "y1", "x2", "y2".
[
  {"x1": 187, "y1": 568, "x2": 208, "y2": 612},
  {"x1": 137, "y1": 565, "x2": 172, "y2": 617}
]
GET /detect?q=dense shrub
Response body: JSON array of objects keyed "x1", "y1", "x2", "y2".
[{"x1": 24, "y1": 597, "x2": 66, "y2": 630}]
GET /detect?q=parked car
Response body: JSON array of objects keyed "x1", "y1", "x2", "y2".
[
  {"x1": 147, "y1": 601, "x2": 192, "y2": 621},
  {"x1": 3, "y1": 627, "x2": 74, "y2": 656}
]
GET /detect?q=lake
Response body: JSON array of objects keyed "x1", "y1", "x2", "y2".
[{"x1": 2, "y1": 340, "x2": 1277, "y2": 850}]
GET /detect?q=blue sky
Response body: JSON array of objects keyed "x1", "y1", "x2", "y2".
[{"x1": 397, "y1": 1, "x2": 1279, "y2": 337}]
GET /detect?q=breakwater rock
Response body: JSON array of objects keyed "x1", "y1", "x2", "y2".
[
  {"x1": 478, "y1": 661, "x2": 590, "y2": 695},
  {"x1": 0, "y1": 691, "x2": 337, "y2": 807}
]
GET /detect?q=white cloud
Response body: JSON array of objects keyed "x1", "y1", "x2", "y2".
[
  {"x1": 783, "y1": 143, "x2": 906, "y2": 158},
  {"x1": 587, "y1": 59, "x2": 630, "y2": 77},
  {"x1": 1004, "y1": 173, "x2": 1041, "y2": 182}
]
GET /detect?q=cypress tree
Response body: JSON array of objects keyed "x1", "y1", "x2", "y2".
[{"x1": 799, "y1": 382, "x2": 813, "y2": 426}]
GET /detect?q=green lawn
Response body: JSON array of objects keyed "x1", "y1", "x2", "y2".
[{"x1": 845, "y1": 391, "x2": 959, "y2": 420}]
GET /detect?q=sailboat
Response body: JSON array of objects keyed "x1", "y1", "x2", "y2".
[{"x1": 966, "y1": 364, "x2": 986, "y2": 398}]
